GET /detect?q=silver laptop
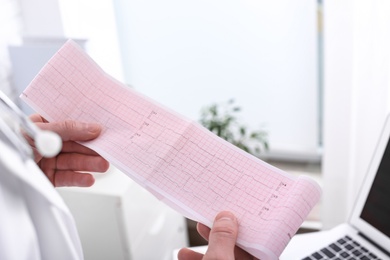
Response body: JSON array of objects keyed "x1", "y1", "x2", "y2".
[{"x1": 281, "y1": 116, "x2": 390, "y2": 260}]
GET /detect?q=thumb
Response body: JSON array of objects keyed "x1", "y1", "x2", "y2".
[{"x1": 204, "y1": 211, "x2": 238, "y2": 260}]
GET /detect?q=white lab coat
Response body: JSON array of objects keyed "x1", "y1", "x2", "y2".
[{"x1": 0, "y1": 139, "x2": 83, "y2": 260}]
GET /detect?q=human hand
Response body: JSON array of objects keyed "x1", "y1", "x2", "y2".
[
  {"x1": 28, "y1": 114, "x2": 109, "y2": 187},
  {"x1": 178, "y1": 211, "x2": 258, "y2": 260}
]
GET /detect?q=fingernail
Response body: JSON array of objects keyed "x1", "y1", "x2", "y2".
[
  {"x1": 80, "y1": 174, "x2": 95, "y2": 187},
  {"x1": 216, "y1": 211, "x2": 236, "y2": 222},
  {"x1": 86, "y1": 123, "x2": 101, "y2": 134}
]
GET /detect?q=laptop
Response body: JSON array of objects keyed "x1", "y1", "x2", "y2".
[{"x1": 281, "y1": 116, "x2": 390, "y2": 260}]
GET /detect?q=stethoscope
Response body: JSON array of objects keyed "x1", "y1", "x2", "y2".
[{"x1": 0, "y1": 90, "x2": 62, "y2": 160}]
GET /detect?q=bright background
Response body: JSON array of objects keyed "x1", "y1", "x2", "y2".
[{"x1": 2, "y1": 0, "x2": 390, "y2": 233}]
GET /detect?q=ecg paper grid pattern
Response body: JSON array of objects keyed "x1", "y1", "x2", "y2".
[{"x1": 21, "y1": 40, "x2": 321, "y2": 260}]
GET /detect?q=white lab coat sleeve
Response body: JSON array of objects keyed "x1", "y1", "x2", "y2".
[
  {"x1": 22, "y1": 160, "x2": 84, "y2": 260},
  {"x1": 0, "y1": 161, "x2": 41, "y2": 260},
  {"x1": 0, "y1": 140, "x2": 84, "y2": 260}
]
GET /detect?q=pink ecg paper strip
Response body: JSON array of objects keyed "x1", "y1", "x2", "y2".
[{"x1": 21, "y1": 40, "x2": 321, "y2": 260}]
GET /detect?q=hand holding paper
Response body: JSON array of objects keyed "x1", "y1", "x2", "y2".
[{"x1": 21, "y1": 40, "x2": 321, "y2": 260}]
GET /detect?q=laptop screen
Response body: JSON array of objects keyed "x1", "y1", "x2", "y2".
[
  {"x1": 350, "y1": 116, "x2": 390, "y2": 252},
  {"x1": 360, "y1": 135, "x2": 390, "y2": 238}
]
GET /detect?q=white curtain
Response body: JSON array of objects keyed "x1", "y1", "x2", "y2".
[{"x1": 322, "y1": 0, "x2": 390, "y2": 229}]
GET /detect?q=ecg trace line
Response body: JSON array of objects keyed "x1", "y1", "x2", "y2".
[{"x1": 21, "y1": 40, "x2": 322, "y2": 260}]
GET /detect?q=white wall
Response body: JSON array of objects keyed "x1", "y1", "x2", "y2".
[
  {"x1": 113, "y1": 0, "x2": 319, "y2": 159},
  {"x1": 58, "y1": 0, "x2": 124, "y2": 81},
  {"x1": 321, "y1": 0, "x2": 390, "y2": 229},
  {"x1": 18, "y1": 0, "x2": 64, "y2": 38},
  {"x1": 5, "y1": 0, "x2": 124, "y2": 94}
]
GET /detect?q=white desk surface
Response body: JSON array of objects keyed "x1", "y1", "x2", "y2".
[{"x1": 172, "y1": 231, "x2": 328, "y2": 260}]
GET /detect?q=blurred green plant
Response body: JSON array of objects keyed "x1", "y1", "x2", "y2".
[{"x1": 199, "y1": 99, "x2": 268, "y2": 156}]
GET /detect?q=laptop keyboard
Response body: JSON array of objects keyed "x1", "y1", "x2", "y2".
[{"x1": 302, "y1": 235, "x2": 382, "y2": 260}]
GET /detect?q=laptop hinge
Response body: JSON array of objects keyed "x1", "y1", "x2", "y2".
[{"x1": 358, "y1": 232, "x2": 390, "y2": 257}]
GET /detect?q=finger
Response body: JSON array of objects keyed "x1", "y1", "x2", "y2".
[
  {"x1": 29, "y1": 139, "x2": 99, "y2": 159},
  {"x1": 196, "y1": 222, "x2": 211, "y2": 241},
  {"x1": 177, "y1": 248, "x2": 204, "y2": 260},
  {"x1": 56, "y1": 153, "x2": 110, "y2": 172},
  {"x1": 61, "y1": 141, "x2": 102, "y2": 156},
  {"x1": 204, "y1": 211, "x2": 238, "y2": 260},
  {"x1": 54, "y1": 171, "x2": 95, "y2": 187},
  {"x1": 35, "y1": 120, "x2": 102, "y2": 142}
]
